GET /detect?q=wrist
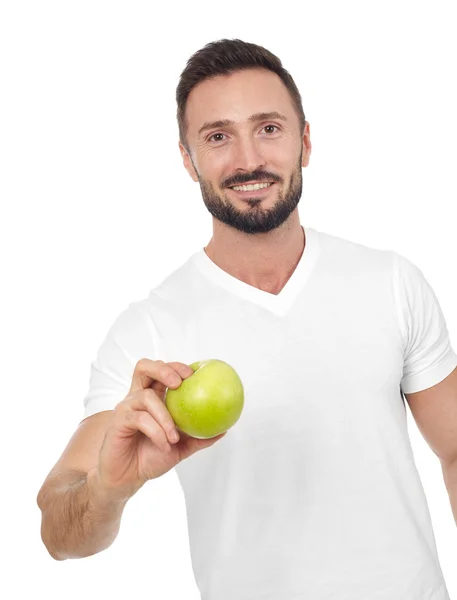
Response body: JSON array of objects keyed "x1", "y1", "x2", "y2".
[{"x1": 86, "y1": 466, "x2": 131, "y2": 512}]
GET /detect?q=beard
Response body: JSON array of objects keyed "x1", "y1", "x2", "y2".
[{"x1": 192, "y1": 151, "x2": 303, "y2": 234}]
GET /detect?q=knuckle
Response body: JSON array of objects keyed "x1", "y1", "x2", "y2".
[
  {"x1": 143, "y1": 390, "x2": 162, "y2": 414},
  {"x1": 115, "y1": 397, "x2": 128, "y2": 413},
  {"x1": 122, "y1": 392, "x2": 137, "y2": 408},
  {"x1": 135, "y1": 358, "x2": 147, "y2": 370},
  {"x1": 164, "y1": 366, "x2": 180, "y2": 383},
  {"x1": 143, "y1": 388, "x2": 158, "y2": 403},
  {"x1": 163, "y1": 408, "x2": 175, "y2": 427},
  {"x1": 144, "y1": 391, "x2": 174, "y2": 425},
  {"x1": 135, "y1": 411, "x2": 149, "y2": 427},
  {"x1": 166, "y1": 417, "x2": 177, "y2": 434},
  {"x1": 136, "y1": 358, "x2": 162, "y2": 370}
]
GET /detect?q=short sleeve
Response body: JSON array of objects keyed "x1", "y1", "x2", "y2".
[
  {"x1": 82, "y1": 301, "x2": 156, "y2": 421},
  {"x1": 393, "y1": 252, "x2": 457, "y2": 394}
]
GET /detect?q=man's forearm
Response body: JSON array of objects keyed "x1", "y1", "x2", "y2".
[
  {"x1": 38, "y1": 467, "x2": 128, "y2": 560},
  {"x1": 442, "y1": 458, "x2": 457, "y2": 526}
]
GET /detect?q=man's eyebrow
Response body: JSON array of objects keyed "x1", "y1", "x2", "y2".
[{"x1": 197, "y1": 112, "x2": 288, "y2": 137}]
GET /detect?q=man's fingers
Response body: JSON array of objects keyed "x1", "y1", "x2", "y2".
[
  {"x1": 121, "y1": 388, "x2": 180, "y2": 444},
  {"x1": 130, "y1": 359, "x2": 193, "y2": 393}
]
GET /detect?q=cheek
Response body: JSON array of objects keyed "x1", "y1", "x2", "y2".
[
  {"x1": 263, "y1": 139, "x2": 297, "y2": 167},
  {"x1": 199, "y1": 155, "x2": 235, "y2": 186}
]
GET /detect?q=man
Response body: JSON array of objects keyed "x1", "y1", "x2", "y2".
[{"x1": 37, "y1": 39, "x2": 457, "y2": 599}]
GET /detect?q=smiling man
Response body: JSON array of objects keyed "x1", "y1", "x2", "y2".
[
  {"x1": 182, "y1": 71, "x2": 305, "y2": 237},
  {"x1": 38, "y1": 39, "x2": 457, "y2": 600},
  {"x1": 177, "y1": 49, "x2": 311, "y2": 295}
]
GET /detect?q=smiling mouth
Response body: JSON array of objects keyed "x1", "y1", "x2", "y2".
[{"x1": 229, "y1": 182, "x2": 274, "y2": 192}]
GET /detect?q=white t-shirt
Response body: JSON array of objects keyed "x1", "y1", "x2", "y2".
[{"x1": 83, "y1": 226, "x2": 457, "y2": 600}]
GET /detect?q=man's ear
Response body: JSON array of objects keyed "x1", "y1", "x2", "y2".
[
  {"x1": 179, "y1": 141, "x2": 199, "y2": 182},
  {"x1": 301, "y1": 121, "x2": 312, "y2": 168}
]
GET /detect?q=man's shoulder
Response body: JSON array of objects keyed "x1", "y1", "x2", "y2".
[
  {"x1": 143, "y1": 249, "x2": 203, "y2": 306},
  {"x1": 314, "y1": 227, "x2": 396, "y2": 273}
]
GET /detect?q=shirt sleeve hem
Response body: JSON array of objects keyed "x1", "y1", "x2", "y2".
[{"x1": 401, "y1": 348, "x2": 457, "y2": 394}]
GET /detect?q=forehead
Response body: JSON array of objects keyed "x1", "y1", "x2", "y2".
[{"x1": 185, "y1": 68, "x2": 297, "y2": 134}]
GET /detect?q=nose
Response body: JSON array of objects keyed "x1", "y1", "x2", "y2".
[{"x1": 232, "y1": 135, "x2": 266, "y2": 174}]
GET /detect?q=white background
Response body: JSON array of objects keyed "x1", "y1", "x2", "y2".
[{"x1": 1, "y1": 0, "x2": 456, "y2": 598}]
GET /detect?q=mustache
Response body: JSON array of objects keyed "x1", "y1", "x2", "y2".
[{"x1": 223, "y1": 170, "x2": 282, "y2": 188}]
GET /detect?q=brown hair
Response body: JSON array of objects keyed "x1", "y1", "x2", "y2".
[{"x1": 176, "y1": 38, "x2": 306, "y2": 152}]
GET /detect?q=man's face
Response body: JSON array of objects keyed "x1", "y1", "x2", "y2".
[{"x1": 180, "y1": 68, "x2": 311, "y2": 234}]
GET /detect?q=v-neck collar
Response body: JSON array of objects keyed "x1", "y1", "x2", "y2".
[{"x1": 191, "y1": 226, "x2": 321, "y2": 317}]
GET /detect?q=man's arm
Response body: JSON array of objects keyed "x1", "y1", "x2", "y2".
[
  {"x1": 442, "y1": 459, "x2": 457, "y2": 526},
  {"x1": 404, "y1": 366, "x2": 457, "y2": 525},
  {"x1": 37, "y1": 410, "x2": 130, "y2": 560},
  {"x1": 37, "y1": 466, "x2": 128, "y2": 560}
]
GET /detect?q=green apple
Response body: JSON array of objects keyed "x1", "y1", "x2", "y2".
[{"x1": 165, "y1": 359, "x2": 244, "y2": 439}]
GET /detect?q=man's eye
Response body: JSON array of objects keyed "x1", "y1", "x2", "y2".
[
  {"x1": 263, "y1": 125, "x2": 279, "y2": 134},
  {"x1": 208, "y1": 133, "x2": 226, "y2": 143}
]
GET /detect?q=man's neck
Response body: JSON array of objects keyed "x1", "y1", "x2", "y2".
[{"x1": 204, "y1": 217, "x2": 305, "y2": 295}]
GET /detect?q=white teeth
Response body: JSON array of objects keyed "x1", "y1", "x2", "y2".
[{"x1": 231, "y1": 182, "x2": 272, "y2": 192}]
